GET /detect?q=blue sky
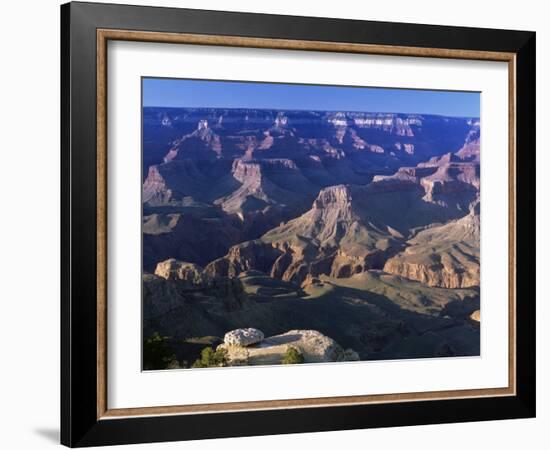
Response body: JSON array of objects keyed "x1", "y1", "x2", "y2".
[{"x1": 143, "y1": 78, "x2": 480, "y2": 118}]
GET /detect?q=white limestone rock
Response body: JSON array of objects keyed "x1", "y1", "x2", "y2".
[
  {"x1": 219, "y1": 329, "x2": 360, "y2": 366},
  {"x1": 224, "y1": 328, "x2": 264, "y2": 347}
]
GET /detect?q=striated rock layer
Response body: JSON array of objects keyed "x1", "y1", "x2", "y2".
[
  {"x1": 205, "y1": 151, "x2": 479, "y2": 287},
  {"x1": 383, "y1": 202, "x2": 480, "y2": 288},
  {"x1": 154, "y1": 258, "x2": 207, "y2": 284}
]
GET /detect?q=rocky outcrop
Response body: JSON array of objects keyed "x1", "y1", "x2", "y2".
[
  {"x1": 154, "y1": 259, "x2": 206, "y2": 284},
  {"x1": 224, "y1": 328, "x2": 264, "y2": 346},
  {"x1": 456, "y1": 125, "x2": 480, "y2": 162},
  {"x1": 372, "y1": 166, "x2": 438, "y2": 184},
  {"x1": 375, "y1": 153, "x2": 480, "y2": 203},
  {"x1": 312, "y1": 184, "x2": 354, "y2": 214},
  {"x1": 370, "y1": 148, "x2": 481, "y2": 290},
  {"x1": 143, "y1": 159, "x2": 209, "y2": 205},
  {"x1": 300, "y1": 274, "x2": 322, "y2": 288},
  {"x1": 143, "y1": 208, "x2": 245, "y2": 271},
  {"x1": 164, "y1": 119, "x2": 222, "y2": 162},
  {"x1": 231, "y1": 158, "x2": 263, "y2": 184},
  {"x1": 259, "y1": 184, "x2": 411, "y2": 281},
  {"x1": 339, "y1": 112, "x2": 418, "y2": 136},
  {"x1": 143, "y1": 267, "x2": 249, "y2": 338},
  {"x1": 383, "y1": 207, "x2": 480, "y2": 288},
  {"x1": 383, "y1": 259, "x2": 479, "y2": 289},
  {"x1": 208, "y1": 184, "x2": 405, "y2": 284},
  {"x1": 218, "y1": 329, "x2": 359, "y2": 366},
  {"x1": 142, "y1": 273, "x2": 187, "y2": 319},
  {"x1": 420, "y1": 162, "x2": 480, "y2": 200},
  {"x1": 218, "y1": 159, "x2": 315, "y2": 212},
  {"x1": 204, "y1": 240, "x2": 283, "y2": 278},
  {"x1": 455, "y1": 138, "x2": 480, "y2": 162}
]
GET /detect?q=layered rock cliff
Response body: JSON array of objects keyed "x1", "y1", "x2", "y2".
[
  {"x1": 383, "y1": 204, "x2": 480, "y2": 288},
  {"x1": 205, "y1": 146, "x2": 480, "y2": 287},
  {"x1": 205, "y1": 184, "x2": 405, "y2": 284}
]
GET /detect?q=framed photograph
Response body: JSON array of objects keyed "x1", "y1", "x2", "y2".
[{"x1": 61, "y1": 1, "x2": 536, "y2": 447}]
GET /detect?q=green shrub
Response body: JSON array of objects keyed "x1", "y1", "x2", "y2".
[
  {"x1": 282, "y1": 347, "x2": 304, "y2": 364},
  {"x1": 143, "y1": 332, "x2": 178, "y2": 370},
  {"x1": 192, "y1": 347, "x2": 228, "y2": 368}
]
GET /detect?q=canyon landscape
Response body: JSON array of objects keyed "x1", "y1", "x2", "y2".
[{"x1": 142, "y1": 80, "x2": 481, "y2": 370}]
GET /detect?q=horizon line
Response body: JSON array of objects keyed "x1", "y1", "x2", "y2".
[{"x1": 142, "y1": 105, "x2": 480, "y2": 120}]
